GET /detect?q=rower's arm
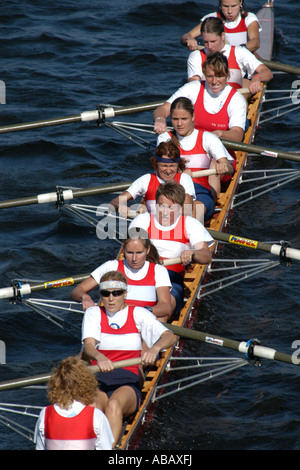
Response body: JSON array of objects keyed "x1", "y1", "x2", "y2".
[
  {"x1": 181, "y1": 23, "x2": 202, "y2": 50},
  {"x1": 249, "y1": 64, "x2": 273, "y2": 94},
  {"x1": 245, "y1": 21, "x2": 260, "y2": 52},
  {"x1": 110, "y1": 190, "x2": 133, "y2": 217},
  {"x1": 153, "y1": 103, "x2": 171, "y2": 134},
  {"x1": 192, "y1": 241, "x2": 212, "y2": 265},
  {"x1": 84, "y1": 338, "x2": 114, "y2": 372},
  {"x1": 141, "y1": 330, "x2": 176, "y2": 366},
  {"x1": 151, "y1": 286, "x2": 173, "y2": 322},
  {"x1": 71, "y1": 276, "x2": 98, "y2": 310},
  {"x1": 215, "y1": 157, "x2": 234, "y2": 175},
  {"x1": 211, "y1": 125, "x2": 244, "y2": 142}
]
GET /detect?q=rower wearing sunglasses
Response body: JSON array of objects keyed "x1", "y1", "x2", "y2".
[
  {"x1": 81, "y1": 270, "x2": 176, "y2": 447},
  {"x1": 71, "y1": 229, "x2": 174, "y2": 322}
]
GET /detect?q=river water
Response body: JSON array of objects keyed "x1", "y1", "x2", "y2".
[{"x1": 0, "y1": 0, "x2": 299, "y2": 452}]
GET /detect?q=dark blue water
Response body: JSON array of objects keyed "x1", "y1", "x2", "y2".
[{"x1": 0, "y1": 0, "x2": 299, "y2": 451}]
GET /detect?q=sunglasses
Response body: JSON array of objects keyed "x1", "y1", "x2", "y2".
[{"x1": 100, "y1": 289, "x2": 125, "y2": 297}]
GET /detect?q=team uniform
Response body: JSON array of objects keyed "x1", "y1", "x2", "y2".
[
  {"x1": 158, "y1": 128, "x2": 233, "y2": 219},
  {"x1": 81, "y1": 304, "x2": 171, "y2": 408},
  {"x1": 34, "y1": 400, "x2": 114, "y2": 450},
  {"x1": 187, "y1": 42, "x2": 263, "y2": 83},
  {"x1": 200, "y1": 11, "x2": 261, "y2": 46},
  {"x1": 125, "y1": 172, "x2": 196, "y2": 214},
  {"x1": 129, "y1": 212, "x2": 214, "y2": 311},
  {"x1": 91, "y1": 258, "x2": 171, "y2": 308},
  {"x1": 165, "y1": 80, "x2": 246, "y2": 133},
  {"x1": 164, "y1": 79, "x2": 246, "y2": 185}
]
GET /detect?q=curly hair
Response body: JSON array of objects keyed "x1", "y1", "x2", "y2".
[
  {"x1": 47, "y1": 356, "x2": 98, "y2": 409},
  {"x1": 151, "y1": 140, "x2": 186, "y2": 172}
]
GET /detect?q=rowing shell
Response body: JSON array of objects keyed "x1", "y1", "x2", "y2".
[
  {"x1": 114, "y1": 0, "x2": 275, "y2": 450},
  {"x1": 0, "y1": 0, "x2": 280, "y2": 450}
]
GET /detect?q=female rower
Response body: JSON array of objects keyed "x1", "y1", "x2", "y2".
[
  {"x1": 82, "y1": 270, "x2": 176, "y2": 446},
  {"x1": 186, "y1": 16, "x2": 272, "y2": 94},
  {"x1": 154, "y1": 53, "x2": 246, "y2": 142},
  {"x1": 157, "y1": 96, "x2": 234, "y2": 218},
  {"x1": 109, "y1": 140, "x2": 195, "y2": 217},
  {"x1": 71, "y1": 230, "x2": 175, "y2": 322},
  {"x1": 154, "y1": 53, "x2": 245, "y2": 197},
  {"x1": 34, "y1": 356, "x2": 114, "y2": 450},
  {"x1": 181, "y1": 0, "x2": 261, "y2": 53},
  {"x1": 129, "y1": 181, "x2": 214, "y2": 314}
]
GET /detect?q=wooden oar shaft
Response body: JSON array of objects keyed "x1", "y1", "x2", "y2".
[
  {"x1": 164, "y1": 324, "x2": 298, "y2": 366},
  {"x1": 0, "y1": 358, "x2": 142, "y2": 391},
  {"x1": 222, "y1": 138, "x2": 300, "y2": 163}
]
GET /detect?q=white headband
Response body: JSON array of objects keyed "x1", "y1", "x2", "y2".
[{"x1": 99, "y1": 281, "x2": 127, "y2": 291}]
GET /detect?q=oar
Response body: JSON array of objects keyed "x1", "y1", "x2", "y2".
[
  {"x1": 0, "y1": 258, "x2": 182, "y2": 300},
  {"x1": 195, "y1": 44, "x2": 300, "y2": 76},
  {"x1": 0, "y1": 169, "x2": 217, "y2": 210},
  {"x1": 0, "y1": 274, "x2": 91, "y2": 300},
  {"x1": 0, "y1": 358, "x2": 142, "y2": 392},
  {"x1": 207, "y1": 229, "x2": 300, "y2": 261},
  {"x1": 261, "y1": 59, "x2": 300, "y2": 76},
  {"x1": 0, "y1": 182, "x2": 133, "y2": 209},
  {"x1": 0, "y1": 101, "x2": 165, "y2": 135},
  {"x1": 221, "y1": 138, "x2": 300, "y2": 163},
  {"x1": 1, "y1": 234, "x2": 298, "y2": 303},
  {"x1": 0, "y1": 88, "x2": 250, "y2": 137},
  {"x1": 164, "y1": 323, "x2": 299, "y2": 366}
]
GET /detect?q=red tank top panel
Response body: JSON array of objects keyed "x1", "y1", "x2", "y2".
[
  {"x1": 217, "y1": 12, "x2": 248, "y2": 45},
  {"x1": 200, "y1": 48, "x2": 242, "y2": 89},
  {"x1": 194, "y1": 83, "x2": 236, "y2": 133},
  {"x1": 225, "y1": 17, "x2": 247, "y2": 33},
  {"x1": 148, "y1": 214, "x2": 189, "y2": 275},
  {"x1": 44, "y1": 405, "x2": 97, "y2": 450},
  {"x1": 144, "y1": 172, "x2": 181, "y2": 203},
  {"x1": 93, "y1": 305, "x2": 142, "y2": 375},
  {"x1": 171, "y1": 129, "x2": 211, "y2": 190},
  {"x1": 117, "y1": 260, "x2": 157, "y2": 307}
]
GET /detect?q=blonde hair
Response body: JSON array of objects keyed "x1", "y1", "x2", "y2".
[{"x1": 100, "y1": 270, "x2": 127, "y2": 285}]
